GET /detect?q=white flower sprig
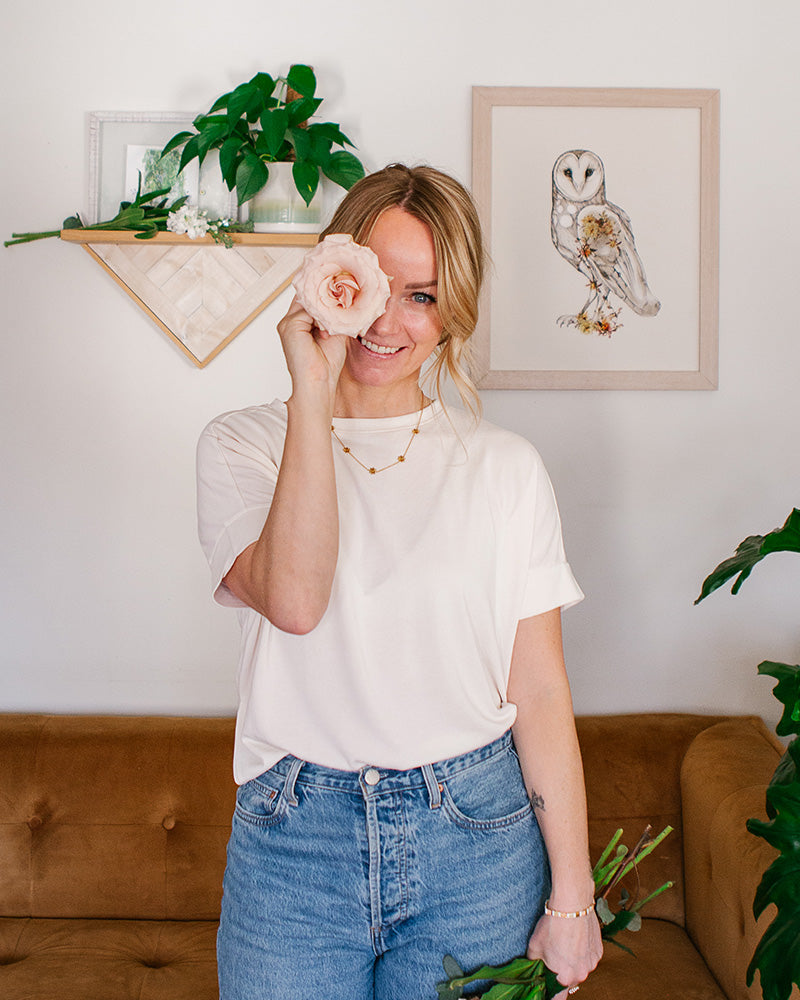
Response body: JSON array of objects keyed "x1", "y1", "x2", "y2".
[
  {"x1": 167, "y1": 205, "x2": 211, "y2": 239},
  {"x1": 166, "y1": 207, "x2": 251, "y2": 247}
]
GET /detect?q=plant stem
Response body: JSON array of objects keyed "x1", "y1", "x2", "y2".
[{"x1": 4, "y1": 230, "x2": 62, "y2": 247}]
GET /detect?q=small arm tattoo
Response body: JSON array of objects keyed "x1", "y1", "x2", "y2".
[{"x1": 529, "y1": 788, "x2": 546, "y2": 812}]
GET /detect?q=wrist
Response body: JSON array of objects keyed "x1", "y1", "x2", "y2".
[
  {"x1": 286, "y1": 387, "x2": 335, "y2": 423},
  {"x1": 544, "y1": 898, "x2": 595, "y2": 919},
  {"x1": 547, "y1": 874, "x2": 596, "y2": 914}
]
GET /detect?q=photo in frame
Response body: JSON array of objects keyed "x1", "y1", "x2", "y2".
[
  {"x1": 87, "y1": 111, "x2": 237, "y2": 224},
  {"x1": 471, "y1": 87, "x2": 720, "y2": 389}
]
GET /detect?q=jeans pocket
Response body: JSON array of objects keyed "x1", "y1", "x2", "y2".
[
  {"x1": 234, "y1": 774, "x2": 288, "y2": 828},
  {"x1": 440, "y1": 748, "x2": 533, "y2": 831}
]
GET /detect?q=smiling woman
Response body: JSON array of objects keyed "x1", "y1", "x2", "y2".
[
  {"x1": 195, "y1": 163, "x2": 600, "y2": 1000},
  {"x1": 332, "y1": 206, "x2": 443, "y2": 413}
]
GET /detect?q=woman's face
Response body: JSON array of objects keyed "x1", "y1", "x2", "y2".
[{"x1": 338, "y1": 207, "x2": 443, "y2": 404}]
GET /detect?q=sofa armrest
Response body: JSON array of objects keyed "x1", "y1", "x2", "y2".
[{"x1": 681, "y1": 717, "x2": 784, "y2": 1000}]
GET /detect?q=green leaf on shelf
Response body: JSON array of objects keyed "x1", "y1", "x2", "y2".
[
  {"x1": 308, "y1": 121, "x2": 355, "y2": 148},
  {"x1": 227, "y1": 82, "x2": 259, "y2": 128},
  {"x1": 292, "y1": 160, "x2": 319, "y2": 206},
  {"x1": 161, "y1": 131, "x2": 193, "y2": 157},
  {"x1": 235, "y1": 151, "x2": 269, "y2": 205},
  {"x1": 259, "y1": 107, "x2": 290, "y2": 158},
  {"x1": 286, "y1": 63, "x2": 316, "y2": 99},
  {"x1": 219, "y1": 137, "x2": 242, "y2": 190},
  {"x1": 178, "y1": 135, "x2": 201, "y2": 174},
  {"x1": 322, "y1": 149, "x2": 366, "y2": 190},
  {"x1": 250, "y1": 72, "x2": 276, "y2": 101}
]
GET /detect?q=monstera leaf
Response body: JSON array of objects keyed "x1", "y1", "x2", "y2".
[
  {"x1": 696, "y1": 508, "x2": 800, "y2": 1000},
  {"x1": 695, "y1": 509, "x2": 800, "y2": 604},
  {"x1": 746, "y1": 666, "x2": 800, "y2": 1000}
]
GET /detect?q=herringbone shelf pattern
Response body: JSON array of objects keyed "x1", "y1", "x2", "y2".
[{"x1": 61, "y1": 231, "x2": 317, "y2": 366}]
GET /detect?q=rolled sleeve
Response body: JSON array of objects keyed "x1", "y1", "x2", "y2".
[
  {"x1": 520, "y1": 561, "x2": 584, "y2": 619},
  {"x1": 196, "y1": 409, "x2": 280, "y2": 608},
  {"x1": 207, "y1": 506, "x2": 271, "y2": 607}
]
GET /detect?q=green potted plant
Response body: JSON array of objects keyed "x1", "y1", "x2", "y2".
[
  {"x1": 695, "y1": 508, "x2": 800, "y2": 1000},
  {"x1": 161, "y1": 64, "x2": 365, "y2": 230}
]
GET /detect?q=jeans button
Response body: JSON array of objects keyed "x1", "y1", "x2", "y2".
[{"x1": 364, "y1": 767, "x2": 381, "y2": 786}]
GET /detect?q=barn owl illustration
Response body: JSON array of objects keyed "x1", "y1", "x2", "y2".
[{"x1": 551, "y1": 150, "x2": 660, "y2": 336}]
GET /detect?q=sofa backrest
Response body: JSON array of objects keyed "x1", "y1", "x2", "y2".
[
  {"x1": 576, "y1": 712, "x2": 735, "y2": 926},
  {"x1": 1, "y1": 710, "x2": 760, "y2": 926},
  {"x1": 0, "y1": 714, "x2": 236, "y2": 920}
]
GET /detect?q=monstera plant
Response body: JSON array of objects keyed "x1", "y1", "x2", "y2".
[{"x1": 695, "y1": 508, "x2": 800, "y2": 1000}]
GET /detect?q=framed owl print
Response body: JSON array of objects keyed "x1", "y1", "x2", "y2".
[{"x1": 471, "y1": 87, "x2": 719, "y2": 389}]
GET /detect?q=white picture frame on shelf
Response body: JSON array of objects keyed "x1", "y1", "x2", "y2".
[{"x1": 87, "y1": 111, "x2": 238, "y2": 224}]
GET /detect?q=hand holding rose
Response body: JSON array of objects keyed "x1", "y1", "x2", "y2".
[{"x1": 291, "y1": 234, "x2": 391, "y2": 338}]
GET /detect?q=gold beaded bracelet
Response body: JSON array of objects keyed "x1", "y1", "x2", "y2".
[{"x1": 544, "y1": 899, "x2": 595, "y2": 919}]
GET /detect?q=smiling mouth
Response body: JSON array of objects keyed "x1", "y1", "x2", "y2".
[{"x1": 358, "y1": 336, "x2": 403, "y2": 356}]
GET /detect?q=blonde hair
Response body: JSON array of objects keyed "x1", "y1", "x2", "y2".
[{"x1": 321, "y1": 164, "x2": 484, "y2": 417}]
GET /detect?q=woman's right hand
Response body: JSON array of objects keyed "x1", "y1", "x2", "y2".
[{"x1": 277, "y1": 296, "x2": 348, "y2": 407}]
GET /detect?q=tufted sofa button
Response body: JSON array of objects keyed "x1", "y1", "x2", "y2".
[
  {"x1": 162, "y1": 815, "x2": 176, "y2": 831},
  {"x1": 27, "y1": 814, "x2": 44, "y2": 831}
]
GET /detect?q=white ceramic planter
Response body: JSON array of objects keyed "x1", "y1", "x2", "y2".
[{"x1": 244, "y1": 162, "x2": 324, "y2": 233}]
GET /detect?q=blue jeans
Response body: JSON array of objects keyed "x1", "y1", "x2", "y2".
[{"x1": 217, "y1": 730, "x2": 548, "y2": 1000}]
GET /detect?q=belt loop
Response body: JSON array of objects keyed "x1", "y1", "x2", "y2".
[
  {"x1": 282, "y1": 757, "x2": 304, "y2": 807},
  {"x1": 421, "y1": 763, "x2": 442, "y2": 809}
]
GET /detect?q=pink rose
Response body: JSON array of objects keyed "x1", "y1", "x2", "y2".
[{"x1": 292, "y1": 234, "x2": 391, "y2": 338}]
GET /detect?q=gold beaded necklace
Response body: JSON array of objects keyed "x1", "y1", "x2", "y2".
[{"x1": 330, "y1": 397, "x2": 425, "y2": 475}]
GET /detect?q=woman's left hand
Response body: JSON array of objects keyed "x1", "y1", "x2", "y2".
[{"x1": 526, "y1": 909, "x2": 603, "y2": 999}]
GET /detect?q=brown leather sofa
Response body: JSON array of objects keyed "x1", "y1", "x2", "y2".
[{"x1": 0, "y1": 712, "x2": 788, "y2": 1000}]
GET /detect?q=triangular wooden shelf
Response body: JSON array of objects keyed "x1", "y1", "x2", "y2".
[{"x1": 61, "y1": 229, "x2": 317, "y2": 367}]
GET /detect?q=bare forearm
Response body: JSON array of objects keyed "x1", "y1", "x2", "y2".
[
  {"x1": 512, "y1": 694, "x2": 594, "y2": 908},
  {"x1": 507, "y1": 612, "x2": 594, "y2": 908},
  {"x1": 259, "y1": 393, "x2": 339, "y2": 629},
  {"x1": 226, "y1": 391, "x2": 339, "y2": 633},
  {"x1": 508, "y1": 611, "x2": 602, "y2": 990}
]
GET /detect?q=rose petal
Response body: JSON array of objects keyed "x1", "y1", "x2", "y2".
[{"x1": 292, "y1": 234, "x2": 392, "y2": 337}]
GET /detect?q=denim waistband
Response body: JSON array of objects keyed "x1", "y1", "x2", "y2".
[{"x1": 267, "y1": 729, "x2": 514, "y2": 800}]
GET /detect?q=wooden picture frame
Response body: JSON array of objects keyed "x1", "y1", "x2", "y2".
[{"x1": 471, "y1": 87, "x2": 720, "y2": 389}]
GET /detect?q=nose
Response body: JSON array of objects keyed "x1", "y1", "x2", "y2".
[{"x1": 368, "y1": 293, "x2": 399, "y2": 336}]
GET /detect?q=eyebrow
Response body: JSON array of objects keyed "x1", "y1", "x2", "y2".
[{"x1": 404, "y1": 280, "x2": 438, "y2": 290}]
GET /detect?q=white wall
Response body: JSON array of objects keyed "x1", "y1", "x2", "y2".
[{"x1": 2, "y1": 0, "x2": 798, "y2": 731}]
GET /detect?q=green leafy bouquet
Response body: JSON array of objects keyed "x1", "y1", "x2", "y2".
[{"x1": 438, "y1": 824, "x2": 673, "y2": 1000}]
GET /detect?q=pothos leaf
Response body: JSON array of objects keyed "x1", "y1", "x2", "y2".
[
  {"x1": 292, "y1": 159, "x2": 319, "y2": 206},
  {"x1": 321, "y1": 149, "x2": 365, "y2": 190},
  {"x1": 235, "y1": 151, "x2": 269, "y2": 205},
  {"x1": 286, "y1": 63, "x2": 316, "y2": 99}
]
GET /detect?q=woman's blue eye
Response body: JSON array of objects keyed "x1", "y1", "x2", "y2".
[{"x1": 411, "y1": 292, "x2": 436, "y2": 305}]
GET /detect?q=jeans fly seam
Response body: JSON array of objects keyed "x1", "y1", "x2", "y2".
[{"x1": 364, "y1": 792, "x2": 384, "y2": 956}]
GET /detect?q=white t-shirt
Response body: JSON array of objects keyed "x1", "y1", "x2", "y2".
[{"x1": 197, "y1": 399, "x2": 583, "y2": 783}]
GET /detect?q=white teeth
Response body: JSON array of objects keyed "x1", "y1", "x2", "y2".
[{"x1": 359, "y1": 337, "x2": 401, "y2": 355}]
